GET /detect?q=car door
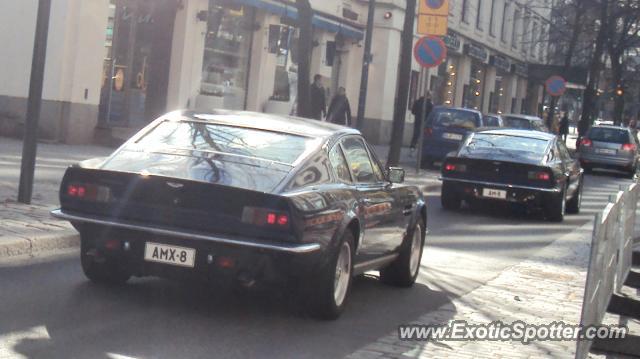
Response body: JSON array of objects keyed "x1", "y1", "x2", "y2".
[
  {"x1": 557, "y1": 141, "x2": 580, "y2": 197},
  {"x1": 340, "y1": 136, "x2": 400, "y2": 259}
]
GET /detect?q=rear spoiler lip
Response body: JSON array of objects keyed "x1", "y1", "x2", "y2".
[{"x1": 50, "y1": 209, "x2": 320, "y2": 254}]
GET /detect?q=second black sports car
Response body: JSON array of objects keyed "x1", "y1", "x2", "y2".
[
  {"x1": 440, "y1": 129, "x2": 583, "y2": 222},
  {"x1": 52, "y1": 110, "x2": 427, "y2": 319}
]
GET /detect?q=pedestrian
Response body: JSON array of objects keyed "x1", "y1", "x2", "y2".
[
  {"x1": 410, "y1": 92, "x2": 433, "y2": 150},
  {"x1": 327, "y1": 87, "x2": 352, "y2": 126},
  {"x1": 559, "y1": 112, "x2": 569, "y2": 142},
  {"x1": 309, "y1": 74, "x2": 326, "y2": 121}
]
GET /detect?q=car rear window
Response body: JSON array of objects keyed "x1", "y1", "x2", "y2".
[
  {"x1": 503, "y1": 116, "x2": 531, "y2": 129},
  {"x1": 587, "y1": 127, "x2": 630, "y2": 144},
  {"x1": 430, "y1": 109, "x2": 479, "y2": 129},
  {"x1": 133, "y1": 120, "x2": 320, "y2": 164},
  {"x1": 484, "y1": 116, "x2": 501, "y2": 127},
  {"x1": 461, "y1": 133, "x2": 550, "y2": 162}
]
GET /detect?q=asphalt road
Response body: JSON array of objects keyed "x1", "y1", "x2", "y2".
[{"x1": 0, "y1": 166, "x2": 634, "y2": 359}]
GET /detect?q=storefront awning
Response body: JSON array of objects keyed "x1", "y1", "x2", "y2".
[{"x1": 227, "y1": 0, "x2": 364, "y2": 40}]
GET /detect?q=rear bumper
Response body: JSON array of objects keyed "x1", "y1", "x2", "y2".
[
  {"x1": 51, "y1": 209, "x2": 321, "y2": 254},
  {"x1": 52, "y1": 209, "x2": 324, "y2": 283},
  {"x1": 422, "y1": 141, "x2": 460, "y2": 161},
  {"x1": 441, "y1": 177, "x2": 560, "y2": 207},
  {"x1": 579, "y1": 153, "x2": 635, "y2": 168}
]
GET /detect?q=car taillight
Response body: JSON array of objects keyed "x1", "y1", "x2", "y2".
[
  {"x1": 66, "y1": 183, "x2": 111, "y2": 202},
  {"x1": 443, "y1": 163, "x2": 466, "y2": 172},
  {"x1": 242, "y1": 207, "x2": 290, "y2": 228},
  {"x1": 67, "y1": 184, "x2": 86, "y2": 198},
  {"x1": 621, "y1": 143, "x2": 636, "y2": 152},
  {"x1": 424, "y1": 128, "x2": 433, "y2": 136},
  {"x1": 528, "y1": 171, "x2": 551, "y2": 181},
  {"x1": 580, "y1": 138, "x2": 592, "y2": 147}
]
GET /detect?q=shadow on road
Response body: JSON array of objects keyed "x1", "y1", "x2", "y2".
[{"x1": 0, "y1": 257, "x2": 455, "y2": 359}]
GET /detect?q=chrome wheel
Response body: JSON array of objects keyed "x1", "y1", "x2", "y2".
[
  {"x1": 409, "y1": 224, "x2": 423, "y2": 277},
  {"x1": 333, "y1": 241, "x2": 352, "y2": 307}
]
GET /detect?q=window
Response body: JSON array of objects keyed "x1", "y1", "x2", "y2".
[
  {"x1": 476, "y1": 0, "x2": 483, "y2": 30},
  {"x1": 511, "y1": 9, "x2": 520, "y2": 48},
  {"x1": 462, "y1": 0, "x2": 470, "y2": 23},
  {"x1": 341, "y1": 137, "x2": 376, "y2": 183},
  {"x1": 587, "y1": 128, "x2": 631, "y2": 144},
  {"x1": 500, "y1": 1, "x2": 510, "y2": 42},
  {"x1": 489, "y1": 0, "x2": 496, "y2": 36},
  {"x1": 366, "y1": 145, "x2": 386, "y2": 182},
  {"x1": 329, "y1": 145, "x2": 352, "y2": 183},
  {"x1": 530, "y1": 22, "x2": 538, "y2": 55},
  {"x1": 430, "y1": 109, "x2": 480, "y2": 129},
  {"x1": 462, "y1": 133, "x2": 550, "y2": 162},
  {"x1": 135, "y1": 120, "x2": 320, "y2": 165}
]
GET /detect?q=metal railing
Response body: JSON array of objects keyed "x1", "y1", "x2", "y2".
[{"x1": 576, "y1": 183, "x2": 640, "y2": 358}]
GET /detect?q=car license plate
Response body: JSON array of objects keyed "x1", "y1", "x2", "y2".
[
  {"x1": 144, "y1": 242, "x2": 196, "y2": 268},
  {"x1": 482, "y1": 188, "x2": 507, "y2": 199},
  {"x1": 596, "y1": 148, "x2": 616, "y2": 155},
  {"x1": 443, "y1": 132, "x2": 463, "y2": 141}
]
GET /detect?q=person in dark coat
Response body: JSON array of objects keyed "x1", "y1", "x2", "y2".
[
  {"x1": 327, "y1": 87, "x2": 352, "y2": 126},
  {"x1": 309, "y1": 74, "x2": 326, "y2": 121},
  {"x1": 410, "y1": 92, "x2": 433, "y2": 150},
  {"x1": 559, "y1": 112, "x2": 570, "y2": 142}
]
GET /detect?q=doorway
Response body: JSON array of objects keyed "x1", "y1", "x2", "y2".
[{"x1": 98, "y1": 0, "x2": 178, "y2": 127}]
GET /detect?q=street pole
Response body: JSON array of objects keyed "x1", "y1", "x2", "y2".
[
  {"x1": 356, "y1": 0, "x2": 376, "y2": 130},
  {"x1": 18, "y1": 0, "x2": 52, "y2": 204}
]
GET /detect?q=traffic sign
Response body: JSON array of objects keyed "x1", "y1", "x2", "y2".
[
  {"x1": 418, "y1": 0, "x2": 449, "y2": 35},
  {"x1": 545, "y1": 75, "x2": 567, "y2": 97},
  {"x1": 413, "y1": 36, "x2": 447, "y2": 68},
  {"x1": 419, "y1": 0, "x2": 449, "y2": 16},
  {"x1": 417, "y1": 15, "x2": 448, "y2": 36}
]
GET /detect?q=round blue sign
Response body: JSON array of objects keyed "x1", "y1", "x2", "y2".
[
  {"x1": 414, "y1": 36, "x2": 447, "y2": 68},
  {"x1": 545, "y1": 75, "x2": 567, "y2": 97},
  {"x1": 426, "y1": 0, "x2": 445, "y2": 9}
]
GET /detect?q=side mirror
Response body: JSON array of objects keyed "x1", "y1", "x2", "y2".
[{"x1": 388, "y1": 167, "x2": 405, "y2": 184}]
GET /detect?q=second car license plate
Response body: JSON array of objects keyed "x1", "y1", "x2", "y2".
[
  {"x1": 482, "y1": 188, "x2": 507, "y2": 199},
  {"x1": 596, "y1": 148, "x2": 616, "y2": 155},
  {"x1": 443, "y1": 132, "x2": 463, "y2": 141},
  {"x1": 144, "y1": 242, "x2": 196, "y2": 268}
]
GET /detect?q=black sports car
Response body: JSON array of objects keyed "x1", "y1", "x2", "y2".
[
  {"x1": 52, "y1": 110, "x2": 427, "y2": 319},
  {"x1": 440, "y1": 129, "x2": 583, "y2": 222}
]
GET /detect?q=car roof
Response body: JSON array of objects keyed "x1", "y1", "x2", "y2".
[
  {"x1": 590, "y1": 125, "x2": 630, "y2": 132},
  {"x1": 502, "y1": 114, "x2": 543, "y2": 121},
  {"x1": 176, "y1": 109, "x2": 360, "y2": 139},
  {"x1": 473, "y1": 128, "x2": 556, "y2": 140},
  {"x1": 432, "y1": 106, "x2": 482, "y2": 114}
]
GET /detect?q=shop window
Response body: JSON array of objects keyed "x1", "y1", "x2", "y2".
[
  {"x1": 200, "y1": 3, "x2": 255, "y2": 110},
  {"x1": 326, "y1": 41, "x2": 336, "y2": 67},
  {"x1": 270, "y1": 25, "x2": 298, "y2": 102}
]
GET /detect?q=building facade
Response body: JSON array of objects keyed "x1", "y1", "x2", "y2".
[{"x1": 0, "y1": 0, "x2": 551, "y2": 145}]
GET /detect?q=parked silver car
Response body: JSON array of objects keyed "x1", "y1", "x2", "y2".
[
  {"x1": 578, "y1": 125, "x2": 639, "y2": 178},
  {"x1": 502, "y1": 114, "x2": 548, "y2": 132}
]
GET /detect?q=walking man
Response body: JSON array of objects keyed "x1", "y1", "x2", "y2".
[
  {"x1": 559, "y1": 112, "x2": 569, "y2": 143},
  {"x1": 327, "y1": 87, "x2": 352, "y2": 126},
  {"x1": 309, "y1": 74, "x2": 326, "y2": 121},
  {"x1": 410, "y1": 92, "x2": 433, "y2": 150}
]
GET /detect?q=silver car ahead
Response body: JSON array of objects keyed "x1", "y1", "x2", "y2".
[{"x1": 578, "y1": 125, "x2": 639, "y2": 178}]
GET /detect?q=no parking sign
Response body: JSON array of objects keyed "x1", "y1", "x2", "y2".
[
  {"x1": 413, "y1": 36, "x2": 447, "y2": 68},
  {"x1": 545, "y1": 75, "x2": 567, "y2": 97}
]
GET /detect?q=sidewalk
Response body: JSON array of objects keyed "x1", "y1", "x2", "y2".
[
  {"x1": 0, "y1": 137, "x2": 111, "y2": 259},
  {"x1": 346, "y1": 223, "x2": 640, "y2": 359}
]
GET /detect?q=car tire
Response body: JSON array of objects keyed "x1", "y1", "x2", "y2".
[
  {"x1": 546, "y1": 187, "x2": 566, "y2": 222},
  {"x1": 80, "y1": 237, "x2": 130, "y2": 285},
  {"x1": 441, "y1": 182, "x2": 462, "y2": 210},
  {"x1": 566, "y1": 178, "x2": 582, "y2": 214},
  {"x1": 380, "y1": 217, "x2": 426, "y2": 287},
  {"x1": 307, "y1": 231, "x2": 355, "y2": 320}
]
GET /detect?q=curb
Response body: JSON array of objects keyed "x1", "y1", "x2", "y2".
[{"x1": 0, "y1": 230, "x2": 79, "y2": 260}]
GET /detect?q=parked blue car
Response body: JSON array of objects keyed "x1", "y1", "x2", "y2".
[{"x1": 422, "y1": 106, "x2": 484, "y2": 167}]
